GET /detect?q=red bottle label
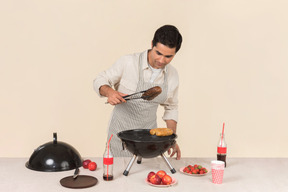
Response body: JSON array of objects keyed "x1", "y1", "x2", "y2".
[
  {"x1": 103, "y1": 157, "x2": 113, "y2": 165},
  {"x1": 217, "y1": 147, "x2": 227, "y2": 154}
]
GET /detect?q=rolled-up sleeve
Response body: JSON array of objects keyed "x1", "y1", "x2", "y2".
[
  {"x1": 93, "y1": 58, "x2": 125, "y2": 97},
  {"x1": 161, "y1": 66, "x2": 179, "y2": 122},
  {"x1": 161, "y1": 85, "x2": 179, "y2": 122}
]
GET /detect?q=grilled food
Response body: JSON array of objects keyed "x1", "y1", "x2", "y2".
[
  {"x1": 142, "y1": 86, "x2": 162, "y2": 101},
  {"x1": 150, "y1": 128, "x2": 173, "y2": 136}
]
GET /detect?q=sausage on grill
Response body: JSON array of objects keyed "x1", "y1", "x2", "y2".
[{"x1": 150, "y1": 128, "x2": 173, "y2": 136}]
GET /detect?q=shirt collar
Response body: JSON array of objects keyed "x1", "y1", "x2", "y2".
[{"x1": 141, "y1": 50, "x2": 168, "y2": 73}]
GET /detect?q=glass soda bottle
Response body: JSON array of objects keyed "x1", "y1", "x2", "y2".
[
  {"x1": 217, "y1": 133, "x2": 227, "y2": 167},
  {"x1": 103, "y1": 143, "x2": 113, "y2": 181}
]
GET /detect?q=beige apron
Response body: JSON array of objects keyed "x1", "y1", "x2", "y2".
[{"x1": 107, "y1": 52, "x2": 168, "y2": 157}]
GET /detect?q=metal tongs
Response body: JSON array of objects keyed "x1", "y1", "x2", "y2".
[
  {"x1": 122, "y1": 90, "x2": 149, "y2": 101},
  {"x1": 105, "y1": 86, "x2": 162, "y2": 104},
  {"x1": 123, "y1": 86, "x2": 162, "y2": 101},
  {"x1": 105, "y1": 90, "x2": 147, "y2": 104}
]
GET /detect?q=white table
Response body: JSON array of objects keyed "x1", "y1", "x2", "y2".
[{"x1": 0, "y1": 157, "x2": 287, "y2": 192}]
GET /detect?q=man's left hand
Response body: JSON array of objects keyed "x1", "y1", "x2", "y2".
[{"x1": 167, "y1": 143, "x2": 181, "y2": 160}]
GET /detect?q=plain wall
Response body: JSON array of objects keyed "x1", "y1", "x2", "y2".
[{"x1": 1, "y1": 0, "x2": 288, "y2": 158}]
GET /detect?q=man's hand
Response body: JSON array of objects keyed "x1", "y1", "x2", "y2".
[
  {"x1": 106, "y1": 90, "x2": 127, "y2": 105},
  {"x1": 167, "y1": 143, "x2": 181, "y2": 160},
  {"x1": 165, "y1": 119, "x2": 180, "y2": 160},
  {"x1": 99, "y1": 85, "x2": 127, "y2": 105}
]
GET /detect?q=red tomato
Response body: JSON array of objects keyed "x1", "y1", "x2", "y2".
[
  {"x1": 82, "y1": 159, "x2": 91, "y2": 169},
  {"x1": 161, "y1": 175, "x2": 172, "y2": 185},
  {"x1": 156, "y1": 170, "x2": 166, "y2": 179},
  {"x1": 147, "y1": 171, "x2": 156, "y2": 181},
  {"x1": 88, "y1": 162, "x2": 97, "y2": 171},
  {"x1": 150, "y1": 174, "x2": 162, "y2": 185}
]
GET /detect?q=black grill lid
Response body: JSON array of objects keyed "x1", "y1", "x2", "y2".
[{"x1": 26, "y1": 133, "x2": 82, "y2": 172}]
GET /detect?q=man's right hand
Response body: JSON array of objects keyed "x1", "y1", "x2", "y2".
[{"x1": 99, "y1": 85, "x2": 127, "y2": 105}]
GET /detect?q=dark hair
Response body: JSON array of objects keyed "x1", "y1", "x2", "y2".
[{"x1": 152, "y1": 25, "x2": 182, "y2": 53}]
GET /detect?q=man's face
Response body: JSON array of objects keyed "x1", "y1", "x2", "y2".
[{"x1": 148, "y1": 42, "x2": 176, "y2": 69}]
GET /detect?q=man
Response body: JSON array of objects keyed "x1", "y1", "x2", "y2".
[{"x1": 94, "y1": 25, "x2": 182, "y2": 160}]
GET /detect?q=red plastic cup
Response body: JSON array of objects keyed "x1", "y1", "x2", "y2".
[{"x1": 211, "y1": 160, "x2": 225, "y2": 184}]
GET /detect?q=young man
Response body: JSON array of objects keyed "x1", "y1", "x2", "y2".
[{"x1": 94, "y1": 25, "x2": 182, "y2": 160}]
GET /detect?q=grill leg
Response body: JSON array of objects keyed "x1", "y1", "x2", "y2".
[
  {"x1": 137, "y1": 156, "x2": 142, "y2": 164},
  {"x1": 123, "y1": 154, "x2": 137, "y2": 176},
  {"x1": 161, "y1": 153, "x2": 176, "y2": 174}
]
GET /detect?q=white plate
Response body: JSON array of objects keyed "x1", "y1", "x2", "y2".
[
  {"x1": 179, "y1": 167, "x2": 210, "y2": 176},
  {"x1": 145, "y1": 177, "x2": 177, "y2": 187}
]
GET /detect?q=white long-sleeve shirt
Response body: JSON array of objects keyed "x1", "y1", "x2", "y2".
[{"x1": 93, "y1": 50, "x2": 179, "y2": 122}]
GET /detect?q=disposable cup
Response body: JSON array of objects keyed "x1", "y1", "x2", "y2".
[{"x1": 211, "y1": 160, "x2": 224, "y2": 184}]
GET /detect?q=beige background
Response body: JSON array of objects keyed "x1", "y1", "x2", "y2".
[{"x1": 1, "y1": 0, "x2": 287, "y2": 158}]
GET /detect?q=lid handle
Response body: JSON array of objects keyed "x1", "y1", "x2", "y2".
[{"x1": 53, "y1": 133, "x2": 57, "y2": 144}]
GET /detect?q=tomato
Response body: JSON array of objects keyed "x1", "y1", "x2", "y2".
[
  {"x1": 150, "y1": 174, "x2": 161, "y2": 185},
  {"x1": 88, "y1": 162, "x2": 97, "y2": 171},
  {"x1": 156, "y1": 170, "x2": 166, "y2": 179},
  {"x1": 161, "y1": 175, "x2": 172, "y2": 185},
  {"x1": 147, "y1": 171, "x2": 156, "y2": 181},
  {"x1": 82, "y1": 159, "x2": 91, "y2": 169}
]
